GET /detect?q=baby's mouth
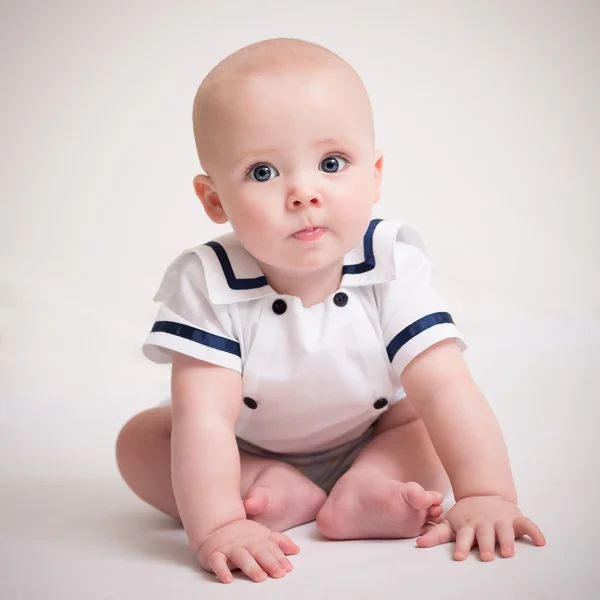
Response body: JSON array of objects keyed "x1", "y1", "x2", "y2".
[{"x1": 292, "y1": 226, "x2": 326, "y2": 241}]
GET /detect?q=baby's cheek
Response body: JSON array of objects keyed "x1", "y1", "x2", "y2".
[
  {"x1": 230, "y1": 204, "x2": 277, "y2": 250},
  {"x1": 226, "y1": 192, "x2": 268, "y2": 223},
  {"x1": 239, "y1": 205, "x2": 274, "y2": 232}
]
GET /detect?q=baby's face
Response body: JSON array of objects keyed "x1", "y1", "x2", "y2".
[{"x1": 196, "y1": 69, "x2": 382, "y2": 277}]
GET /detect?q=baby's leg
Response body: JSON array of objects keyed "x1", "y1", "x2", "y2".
[
  {"x1": 316, "y1": 399, "x2": 449, "y2": 540},
  {"x1": 115, "y1": 407, "x2": 326, "y2": 532}
]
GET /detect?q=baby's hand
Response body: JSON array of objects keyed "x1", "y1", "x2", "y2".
[
  {"x1": 416, "y1": 496, "x2": 546, "y2": 561},
  {"x1": 197, "y1": 519, "x2": 299, "y2": 583}
]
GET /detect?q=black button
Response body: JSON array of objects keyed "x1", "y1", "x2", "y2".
[
  {"x1": 333, "y1": 292, "x2": 348, "y2": 307},
  {"x1": 272, "y1": 299, "x2": 287, "y2": 315},
  {"x1": 243, "y1": 397, "x2": 258, "y2": 409},
  {"x1": 373, "y1": 398, "x2": 388, "y2": 409}
]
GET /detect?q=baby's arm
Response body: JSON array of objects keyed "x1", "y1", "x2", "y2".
[
  {"x1": 170, "y1": 351, "x2": 245, "y2": 546},
  {"x1": 402, "y1": 340, "x2": 516, "y2": 502},
  {"x1": 171, "y1": 352, "x2": 298, "y2": 582},
  {"x1": 401, "y1": 339, "x2": 546, "y2": 559}
]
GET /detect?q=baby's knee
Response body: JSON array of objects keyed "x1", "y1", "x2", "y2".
[
  {"x1": 115, "y1": 413, "x2": 141, "y2": 476},
  {"x1": 115, "y1": 407, "x2": 171, "y2": 474}
]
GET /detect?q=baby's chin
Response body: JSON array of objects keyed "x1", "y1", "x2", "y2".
[
  {"x1": 257, "y1": 250, "x2": 346, "y2": 276},
  {"x1": 248, "y1": 230, "x2": 358, "y2": 277}
]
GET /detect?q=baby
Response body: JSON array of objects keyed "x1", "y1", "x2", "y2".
[{"x1": 116, "y1": 38, "x2": 546, "y2": 584}]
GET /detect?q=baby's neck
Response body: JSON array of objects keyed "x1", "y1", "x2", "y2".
[{"x1": 258, "y1": 260, "x2": 344, "y2": 308}]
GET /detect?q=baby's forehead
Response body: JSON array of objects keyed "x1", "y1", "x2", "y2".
[
  {"x1": 193, "y1": 39, "x2": 372, "y2": 166},
  {"x1": 197, "y1": 41, "x2": 365, "y2": 117},
  {"x1": 229, "y1": 69, "x2": 351, "y2": 110},
  {"x1": 214, "y1": 72, "x2": 370, "y2": 146}
]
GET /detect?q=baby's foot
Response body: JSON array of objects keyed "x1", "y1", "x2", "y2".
[
  {"x1": 316, "y1": 473, "x2": 444, "y2": 540},
  {"x1": 243, "y1": 464, "x2": 327, "y2": 532}
]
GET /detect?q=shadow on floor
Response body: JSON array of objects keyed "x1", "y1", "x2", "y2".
[{"x1": 5, "y1": 474, "x2": 216, "y2": 580}]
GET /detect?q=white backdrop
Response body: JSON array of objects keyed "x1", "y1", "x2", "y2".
[{"x1": 1, "y1": 1, "x2": 599, "y2": 598}]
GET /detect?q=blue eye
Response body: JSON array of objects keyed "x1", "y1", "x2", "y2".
[
  {"x1": 248, "y1": 164, "x2": 279, "y2": 182},
  {"x1": 320, "y1": 156, "x2": 348, "y2": 173}
]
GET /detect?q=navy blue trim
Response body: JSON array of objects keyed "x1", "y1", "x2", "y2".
[
  {"x1": 151, "y1": 321, "x2": 241, "y2": 357},
  {"x1": 386, "y1": 312, "x2": 454, "y2": 362},
  {"x1": 342, "y1": 219, "x2": 382, "y2": 275},
  {"x1": 205, "y1": 241, "x2": 269, "y2": 290}
]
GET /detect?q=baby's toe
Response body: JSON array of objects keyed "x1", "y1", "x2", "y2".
[
  {"x1": 428, "y1": 504, "x2": 444, "y2": 519},
  {"x1": 402, "y1": 482, "x2": 434, "y2": 510},
  {"x1": 431, "y1": 491, "x2": 444, "y2": 505},
  {"x1": 427, "y1": 511, "x2": 444, "y2": 524},
  {"x1": 244, "y1": 487, "x2": 270, "y2": 516}
]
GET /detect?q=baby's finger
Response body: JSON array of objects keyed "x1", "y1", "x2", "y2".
[
  {"x1": 207, "y1": 551, "x2": 234, "y2": 584},
  {"x1": 419, "y1": 522, "x2": 436, "y2": 537},
  {"x1": 475, "y1": 522, "x2": 496, "y2": 561},
  {"x1": 268, "y1": 541, "x2": 294, "y2": 572},
  {"x1": 495, "y1": 520, "x2": 515, "y2": 558},
  {"x1": 514, "y1": 517, "x2": 547, "y2": 546},
  {"x1": 454, "y1": 526, "x2": 475, "y2": 561},
  {"x1": 252, "y1": 546, "x2": 287, "y2": 579},
  {"x1": 416, "y1": 521, "x2": 453, "y2": 548},
  {"x1": 269, "y1": 531, "x2": 301, "y2": 555},
  {"x1": 228, "y1": 548, "x2": 267, "y2": 583}
]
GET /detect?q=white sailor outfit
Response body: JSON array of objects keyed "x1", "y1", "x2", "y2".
[{"x1": 143, "y1": 219, "x2": 465, "y2": 454}]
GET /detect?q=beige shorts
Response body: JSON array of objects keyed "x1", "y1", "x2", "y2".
[{"x1": 237, "y1": 423, "x2": 377, "y2": 495}]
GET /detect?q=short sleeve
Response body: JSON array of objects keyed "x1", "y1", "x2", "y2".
[
  {"x1": 375, "y1": 229, "x2": 466, "y2": 377},
  {"x1": 142, "y1": 252, "x2": 242, "y2": 372}
]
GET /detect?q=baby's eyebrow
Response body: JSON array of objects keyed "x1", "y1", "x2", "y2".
[
  {"x1": 314, "y1": 137, "x2": 350, "y2": 147},
  {"x1": 236, "y1": 148, "x2": 279, "y2": 168},
  {"x1": 314, "y1": 137, "x2": 361, "y2": 156},
  {"x1": 235, "y1": 137, "x2": 358, "y2": 168}
]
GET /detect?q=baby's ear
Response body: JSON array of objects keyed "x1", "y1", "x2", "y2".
[
  {"x1": 193, "y1": 174, "x2": 228, "y2": 224},
  {"x1": 373, "y1": 151, "x2": 384, "y2": 203}
]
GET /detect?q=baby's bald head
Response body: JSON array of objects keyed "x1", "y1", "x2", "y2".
[{"x1": 192, "y1": 38, "x2": 374, "y2": 173}]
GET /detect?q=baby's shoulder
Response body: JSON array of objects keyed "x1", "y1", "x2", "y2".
[
  {"x1": 153, "y1": 230, "x2": 269, "y2": 306},
  {"x1": 150, "y1": 231, "x2": 233, "y2": 300},
  {"x1": 367, "y1": 219, "x2": 435, "y2": 300},
  {"x1": 167, "y1": 230, "x2": 243, "y2": 268},
  {"x1": 393, "y1": 222, "x2": 428, "y2": 254}
]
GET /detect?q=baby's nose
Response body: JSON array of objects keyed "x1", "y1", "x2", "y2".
[
  {"x1": 290, "y1": 196, "x2": 320, "y2": 207},
  {"x1": 286, "y1": 180, "x2": 322, "y2": 208}
]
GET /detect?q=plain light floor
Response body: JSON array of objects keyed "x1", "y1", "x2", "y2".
[{"x1": 1, "y1": 319, "x2": 598, "y2": 599}]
